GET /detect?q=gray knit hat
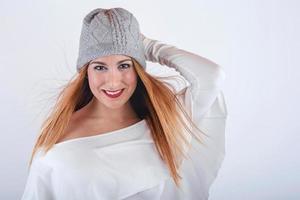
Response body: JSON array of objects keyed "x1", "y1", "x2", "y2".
[{"x1": 76, "y1": 7, "x2": 146, "y2": 72}]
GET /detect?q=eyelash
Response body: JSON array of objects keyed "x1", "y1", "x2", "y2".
[{"x1": 94, "y1": 64, "x2": 131, "y2": 71}]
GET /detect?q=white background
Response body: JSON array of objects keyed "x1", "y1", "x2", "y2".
[{"x1": 1, "y1": 0, "x2": 299, "y2": 199}]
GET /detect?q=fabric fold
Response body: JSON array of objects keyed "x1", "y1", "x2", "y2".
[{"x1": 142, "y1": 36, "x2": 228, "y2": 199}]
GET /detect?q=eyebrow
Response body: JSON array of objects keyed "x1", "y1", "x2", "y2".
[{"x1": 90, "y1": 59, "x2": 132, "y2": 65}]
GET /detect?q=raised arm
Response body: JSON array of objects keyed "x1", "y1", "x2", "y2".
[
  {"x1": 141, "y1": 34, "x2": 226, "y2": 119},
  {"x1": 141, "y1": 34, "x2": 228, "y2": 196}
]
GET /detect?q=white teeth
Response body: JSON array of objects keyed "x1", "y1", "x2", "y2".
[{"x1": 105, "y1": 89, "x2": 122, "y2": 95}]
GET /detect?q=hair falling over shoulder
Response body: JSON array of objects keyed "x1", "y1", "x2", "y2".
[{"x1": 29, "y1": 58, "x2": 206, "y2": 188}]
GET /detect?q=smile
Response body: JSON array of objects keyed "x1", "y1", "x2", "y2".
[{"x1": 102, "y1": 89, "x2": 124, "y2": 98}]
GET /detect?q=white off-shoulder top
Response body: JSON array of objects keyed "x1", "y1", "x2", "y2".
[{"x1": 21, "y1": 37, "x2": 227, "y2": 200}]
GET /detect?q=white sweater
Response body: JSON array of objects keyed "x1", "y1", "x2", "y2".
[{"x1": 21, "y1": 36, "x2": 227, "y2": 200}]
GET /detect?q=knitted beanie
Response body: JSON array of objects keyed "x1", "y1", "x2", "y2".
[{"x1": 76, "y1": 7, "x2": 146, "y2": 72}]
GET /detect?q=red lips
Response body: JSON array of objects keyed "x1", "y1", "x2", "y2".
[{"x1": 102, "y1": 89, "x2": 124, "y2": 98}]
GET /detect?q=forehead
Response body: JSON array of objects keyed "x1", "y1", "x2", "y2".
[{"x1": 91, "y1": 54, "x2": 132, "y2": 63}]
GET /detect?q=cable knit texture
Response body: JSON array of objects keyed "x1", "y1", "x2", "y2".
[{"x1": 76, "y1": 7, "x2": 146, "y2": 71}]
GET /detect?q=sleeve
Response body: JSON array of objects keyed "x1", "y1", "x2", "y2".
[
  {"x1": 21, "y1": 153, "x2": 54, "y2": 200},
  {"x1": 141, "y1": 35, "x2": 228, "y2": 199}
]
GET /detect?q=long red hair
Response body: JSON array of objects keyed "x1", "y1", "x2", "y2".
[{"x1": 29, "y1": 58, "x2": 206, "y2": 188}]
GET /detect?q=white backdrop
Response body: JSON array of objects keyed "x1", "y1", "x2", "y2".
[{"x1": 1, "y1": 0, "x2": 299, "y2": 199}]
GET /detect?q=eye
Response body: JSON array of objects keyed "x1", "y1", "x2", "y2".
[
  {"x1": 94, "y1": 65, "x2": 107, "y2": 71},
  {"x1": 119, "y1": 64, "x2": 131, "y2": 69}
]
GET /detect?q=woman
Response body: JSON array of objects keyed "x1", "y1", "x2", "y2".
[{"x1": 21, "y1": 7, "x2": 227, "y2": 200}]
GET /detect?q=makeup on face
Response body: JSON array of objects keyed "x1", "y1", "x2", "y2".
[{"x1": 102, "y1": 89, "x2": 125, "y2": 98}]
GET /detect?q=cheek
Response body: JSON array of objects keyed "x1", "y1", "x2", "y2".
[
  {"x1": 124, "y1": 72, "x2": 137, "y2": 86},
  {"x1": 88, "y1": 74, "x2": 104, "y2": 89}
]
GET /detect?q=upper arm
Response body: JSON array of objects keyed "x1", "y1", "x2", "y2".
[{"x1": 21, "y1": 158, "x2": 54, "y2": 200}]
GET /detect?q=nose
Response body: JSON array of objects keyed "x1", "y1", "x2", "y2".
[{"x1": 106, "y1": 68, "x2": 122, "y2": 90}]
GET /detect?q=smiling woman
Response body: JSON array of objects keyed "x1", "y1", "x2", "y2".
[
  {"x1": 21, "y1": 7, "x2": 227, "y2": 200},
  {"x1": 86, "y1": 54, "x2": 139, "y2": 111}
]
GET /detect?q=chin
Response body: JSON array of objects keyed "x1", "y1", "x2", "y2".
[{"x1": 101, "y1": 97, "x2": 130, "y2": 110}]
